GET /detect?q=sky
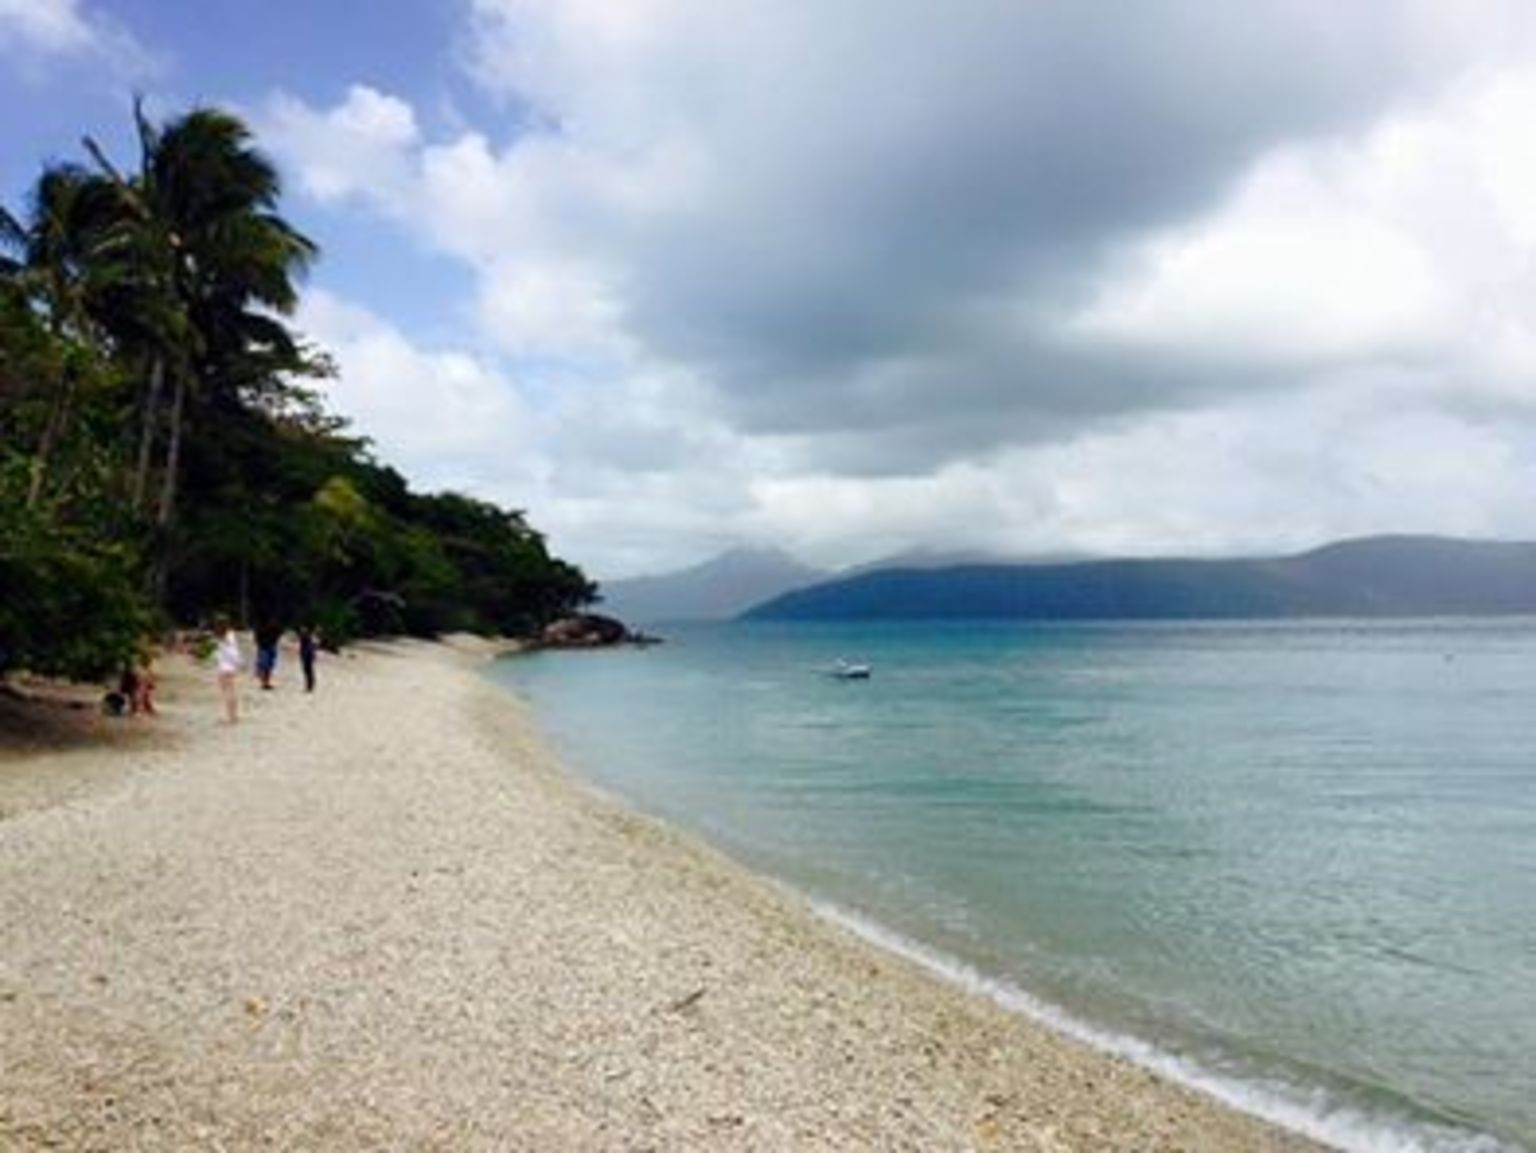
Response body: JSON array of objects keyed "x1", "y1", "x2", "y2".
[{"x1": 6, "y1": 1, "x2": 1536, "y2": 580}]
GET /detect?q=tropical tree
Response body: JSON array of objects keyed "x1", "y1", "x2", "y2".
[
  {"x1": 0, "y1": 275, "x2": 149, "y2": 680},
  {"x1": 3, "y1": 100, "x2": 597, "y2": 684},
  {"x1": 82, "y1": 103, "x2": 317, "y2": 539},
  {"x1": 0, "y1": 163, "x2": 122, "y2": 506}
]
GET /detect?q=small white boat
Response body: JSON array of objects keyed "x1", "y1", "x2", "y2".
[{"x1": 829, "y1": 659, "x2": 872, "y2": 680}]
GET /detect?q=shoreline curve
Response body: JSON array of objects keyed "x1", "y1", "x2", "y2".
[{"x1": 2, "y1": 638, "x2": 1317, "y2": 1149}]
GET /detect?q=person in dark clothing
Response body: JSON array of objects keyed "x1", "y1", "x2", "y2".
[
  {"x1": 298, "y1": 626, "x2": 318, "y2": 693},
  {"x1": 253, "y1": 621, "x2": 282, "y2": 689}
]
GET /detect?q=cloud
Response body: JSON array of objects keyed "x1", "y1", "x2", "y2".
[
  {"x1": 297, "y1": 289, "x2": 539, "y2": 495},
  {"x1": 264, "y1": 3, "x2": 1536, "y2": 574},
  {"x1": 263, "y1": 86, "x2": 421, "y2": 208},
  {"x1": 0, "y1": 0, "x2": 157, "y2": 80},
  {"x1": 0, "y1": 0, "x2": 99, "y2": 55},
  {"x1": 290, "y1": 279, "x2": 1536, "y2": 578},
  {"x1": 1071, "y1": 68, "x2": 1536, "y2": 410},
  {"x1": 295, "y1": 288, "x2": 766, "y2": 574},
  {"x1": 454, "y1": 0, "x2": 1511, "y2": 400},
  {"x1": 1071, "y1": 160, "x2": 1455, "y2": 369},
  {"x1": 750, "y1": 384, "x2": 1536, "y2": 568}
]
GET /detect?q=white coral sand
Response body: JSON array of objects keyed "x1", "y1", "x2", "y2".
[{"x1": 0, "y1": 640, "x2": 1314, "y2": 1150}]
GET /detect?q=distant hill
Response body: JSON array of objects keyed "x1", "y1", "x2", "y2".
[
  {"x1": 840, "y1": 546, "x2": 1093, "y2": 576},
  {"x1": 599, "y1": 547, "x2": 826, "y2": 623},
  {"x1": 743, "y1": 536, "x2": 1536, "y2": 620}
]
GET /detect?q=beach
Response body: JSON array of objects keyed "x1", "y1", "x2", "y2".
[{"x1": 0, "y1": 640, "x2": 1313, "y2": 1150}]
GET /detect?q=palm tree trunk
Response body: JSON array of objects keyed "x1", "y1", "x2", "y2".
[
  {"x1": 239, "y1": 556, "x2": 250, "y2": 630},
  {"x1": 144, "y1": 364, "x2": 187, "y2": 606},
  {"x1": 131, "y1": 354, "x2": 164, "y2": 512},
  {"x1": 156, "y1": 365, "x2": 187, "y2": 529},
  {"x1": 26, "y1": 372, "x2": 71, "y2": 506},
  {"x1": 26, "y1": 316, "x2": 78, "y2": 507}
]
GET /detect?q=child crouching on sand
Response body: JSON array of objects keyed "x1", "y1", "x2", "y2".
[{"x1": 119, "y1": 649, "x2": 157, "y2": 716}]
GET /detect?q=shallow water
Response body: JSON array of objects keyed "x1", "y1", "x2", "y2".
[{"x1": 488, "y1": 620, "x2": 1536, "y2": 1151}]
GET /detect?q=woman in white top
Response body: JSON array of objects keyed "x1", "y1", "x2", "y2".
[{"x1": 213, "y1": 618, "x2": 242, "y2": 724}]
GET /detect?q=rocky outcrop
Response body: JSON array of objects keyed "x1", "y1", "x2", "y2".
[{"x1": 537, "y1": 613, "x2": 659, "y2": 649}]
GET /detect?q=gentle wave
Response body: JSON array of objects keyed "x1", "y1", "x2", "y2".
[{"x1": 808, "y1": 899, "x2": 1515, "y2": 1153}]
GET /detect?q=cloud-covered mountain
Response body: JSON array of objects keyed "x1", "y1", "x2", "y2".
[
  {"x1": 599, "y1": 548, "x2": 825, "y2": 623},
  {"x1": 744, "y1": 536, "x2": 1536, "y2": 620},
  {"x1": 842, "y1": 546, "x2": 1096, "y2": 576}
]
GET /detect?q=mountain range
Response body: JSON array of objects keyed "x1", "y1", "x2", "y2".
[
  {"x1": 743, "y1": 536, "x2": 1536, "y2": 620},
  {"x1": 597, "y1": 547, "x2": 826, "y2": 623},
  {"x1": 597, "y1": 545, "x2": 1095, "y2": 622}
]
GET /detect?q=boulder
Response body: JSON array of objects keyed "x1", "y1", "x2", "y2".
[{"x1": 537, "y1": 613, "x2": 632, "y2": 648}]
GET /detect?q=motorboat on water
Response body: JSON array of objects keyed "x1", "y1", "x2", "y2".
[{"x1": 829, "y1": 659, "x2": 872, "y2": 680}]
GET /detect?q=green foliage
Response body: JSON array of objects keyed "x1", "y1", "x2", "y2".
[
  {"x1": 0, "y1": 102, "x2": 595, "y2": 684},
  {"x1": 0, "y1": 456, "x2": 149, "y2": 681}
]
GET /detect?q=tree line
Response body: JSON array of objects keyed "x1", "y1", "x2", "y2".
[{"x1": 1, "y1": 103, "x2": 595, "y2": 681}]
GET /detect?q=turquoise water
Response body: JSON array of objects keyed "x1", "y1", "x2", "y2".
[{"x1": 487, "y1": 620, "x2": 1536, "y2": 1151}]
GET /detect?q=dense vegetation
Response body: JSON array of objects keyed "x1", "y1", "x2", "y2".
[{"x1": 1, "y1": 103, "x2": 594, "y2": 680}]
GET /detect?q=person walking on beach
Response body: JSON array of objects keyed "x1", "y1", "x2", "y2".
[
  {"x1": 298, "y1": 626, "x2": 318, "y2": 693},
  {"x1": 213, "y1": 618, "x2": 242, "y2": 724},
  {"x1": 253, "y1": 620, "x2": 282, "y2": 690}
]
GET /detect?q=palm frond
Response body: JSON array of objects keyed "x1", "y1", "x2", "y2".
[{"x1": 0, "y1": 204, "x2": 26, "y2": 254}]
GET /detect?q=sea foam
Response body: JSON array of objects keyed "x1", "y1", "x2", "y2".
[{"x1": 809, "y1": 899, "x2": 1514, "y2": 1153}]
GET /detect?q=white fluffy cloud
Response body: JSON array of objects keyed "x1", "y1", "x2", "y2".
[
  {"x1": 263, "y1": 87, "x2": 421, "y2": 208},
  {"x1": 0, "y1": 0, "x2": 98, "y2": 54},
  {"x1": 751, "y1": 386, "x2": 1536, "y2": 567},
  {"x1": 1073, "y1": 71, "x2": 1536, "y2": 388},
  {"x1": 0, "y1": 0, "x2": 154, "y2": 78},
  {"x1": 266, "y1": 3, "x2": 1536, "y2": 577},
  {"x1": 296, "y1": 288, "x2": 769, "y2": 575},
  {"x1": 298, "y1": 290, "x2": 540, "y2": 495}
]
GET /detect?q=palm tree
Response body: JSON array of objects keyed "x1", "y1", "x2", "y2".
[
  {"x1": 0, "y1": 164, "x2": 123, "y2": 505},
  {"x1": 84, "y1": 103, "x2": 317, "y2": 533}
]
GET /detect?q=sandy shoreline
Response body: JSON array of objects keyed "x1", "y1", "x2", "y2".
[{"x1": 0, "y1": 640, "x2": 1316, "y2": 1149}]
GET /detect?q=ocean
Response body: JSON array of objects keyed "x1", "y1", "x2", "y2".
[{"x1": 486, "y1": 619, "x2": 1536, "y2": 1151}]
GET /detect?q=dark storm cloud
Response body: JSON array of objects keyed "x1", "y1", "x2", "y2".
[
  {"x1": 740, "y1": 336, "x2": 1263, "y2": 477},
  {"x1": 476, "y1": 1, "x2": 1511, "y2": 469}
]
